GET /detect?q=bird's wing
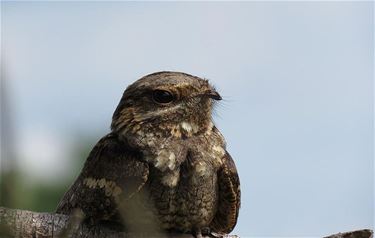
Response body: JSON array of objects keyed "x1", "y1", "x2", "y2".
[
  {"x1": 210, "y1": 151, "x2": 241, "y2": 234},
  {"x1": 56, "y1": 133, "x2": 149, "y2": 220}
]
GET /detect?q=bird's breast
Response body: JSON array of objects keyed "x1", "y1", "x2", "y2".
[
  {"x1": 138, "y1": 125, "x2": 227, "y2": 232},
  {"x1": 148, "y1": 159, "x2": 219, "y2": 232}
]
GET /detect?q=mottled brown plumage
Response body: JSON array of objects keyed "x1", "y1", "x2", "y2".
[{"x1": 56, "y1": 71, "x2": 241, "y2": 237}]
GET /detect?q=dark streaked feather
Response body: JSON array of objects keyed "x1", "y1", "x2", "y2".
[
  {"x1": 56, "y1": 133, "x2": 149, "y2": 221},
  {"x1": 210, "y1": 151, "x2": 241, "y2": 233}
]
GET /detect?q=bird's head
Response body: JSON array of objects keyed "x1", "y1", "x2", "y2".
[{"x1": 111, "y1": 71, "x2": 221, "y2": 145}]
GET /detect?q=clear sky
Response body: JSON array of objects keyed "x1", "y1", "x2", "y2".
[{"x1": 2, "y1": 2, "x2": 374, "y2": 237}]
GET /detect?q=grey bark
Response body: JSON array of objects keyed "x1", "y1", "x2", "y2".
[
  {"x1": 0, "y1": 207, "x2": 372, "y2": 238},
  {"x1": 0, "y1": 207, "x2": 222, "y2": 238},
  {"x1": 324, "y1": 229, "x2": 373, "y2": 238}
]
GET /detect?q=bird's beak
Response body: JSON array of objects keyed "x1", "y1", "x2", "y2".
[{"x1": 204, "y1": 89, "x2": 222, "y2": 101}]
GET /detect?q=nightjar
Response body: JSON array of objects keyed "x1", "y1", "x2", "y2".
[{"x1": 56, "y1": 71, "x2": 241, "y2": 237}]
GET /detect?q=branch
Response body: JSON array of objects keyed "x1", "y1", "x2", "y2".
[
  {"x1": 324, "y1": 229, "x2": 373, "y2": 238},
  {"x1": 0, "y1": 207, "x2": 372, "y2": 238},
  {"x1": 0, "y1": 207, "x2": 196, "y2": 238}
]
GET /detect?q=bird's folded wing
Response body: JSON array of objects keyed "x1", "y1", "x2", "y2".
[
  {"x1": 210, "y1": 151, "x2": 241, "y2": 234},
  {"x1": 56, "y1": 133, "x2": 149, "y2": 220}
]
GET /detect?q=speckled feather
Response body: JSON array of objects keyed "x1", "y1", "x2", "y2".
[{"x1": 56, "y1": 71, "x2": 241, "y2": 236}]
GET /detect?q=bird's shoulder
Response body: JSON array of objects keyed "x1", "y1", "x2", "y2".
[
  {"x1": 82, "y1": 133, "x2": 149, "y2": 183},
  {"x1": 56, "y1": 133, "x2": 149, "y2": 219}
]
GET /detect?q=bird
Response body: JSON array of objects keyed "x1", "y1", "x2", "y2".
[{"x1": 56, "y1": 71, "x2": 240, "y2": 237}]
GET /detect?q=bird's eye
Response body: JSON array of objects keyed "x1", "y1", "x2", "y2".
[{"x1": 152, "y1": 90, "x2": 175, "y2": 104}]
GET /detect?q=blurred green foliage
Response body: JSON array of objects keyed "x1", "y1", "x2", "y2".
[
  {"x1": 1, "y1": 172, "x2": 68, "y2": 212},
  {"x1": 0, "y1": 135, "x2": 98, "y2": 212}
]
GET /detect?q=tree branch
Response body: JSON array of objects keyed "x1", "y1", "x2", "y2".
[
  {"x1": 0, "y1": 207, "x2": 372, "y2": 238},
  {"x1": 324, "y1": 229, "x2": 373, "y2": 238},
  {"x1": 0, "y1": 207, "x2": 196, "y2": 238}
]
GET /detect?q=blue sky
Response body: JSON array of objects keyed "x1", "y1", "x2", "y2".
[{"x1": 2, "y1": 2, "x2": 374, "y2": 237}]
